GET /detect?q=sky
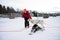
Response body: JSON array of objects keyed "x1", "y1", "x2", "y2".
[{"x1": 0, "y1": 0, "x2": 60, "y2": 12}]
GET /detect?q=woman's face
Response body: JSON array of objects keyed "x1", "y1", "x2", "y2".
[
  {"x1": 24, "y1": 11, "x2": 27, "y2": 13},
  {"x1": 23, "y1": 9, "x2": 27, "y2": 13}
]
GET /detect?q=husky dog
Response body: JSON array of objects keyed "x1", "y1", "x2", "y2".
[{"x1": 29, "y1": 19, "x2": 45, "y2": 35}]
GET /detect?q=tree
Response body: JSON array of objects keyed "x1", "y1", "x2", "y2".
[
  {"x1": 10, "y1": 7, "x2": 15, "y2": 13},
  {"x1": 32, "y1": 11, "x2": 37, "y2": 17},
  {"x1": 2, "y1": 6, "x2": 6, "y2": 14},
  {"x1": 0, "y1": 4, "x2": 2, "y2": 14},
  {"x1": 6, "y1": 7, "x2": 10, "y2": 13}
]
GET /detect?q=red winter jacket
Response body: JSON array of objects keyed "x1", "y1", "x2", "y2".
[{"x1": 22, "y1": 12, "x2": 32, "y2": 19}]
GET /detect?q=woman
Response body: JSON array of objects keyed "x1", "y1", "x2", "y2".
[{"x1": 22, "y1": 9, "x2": 32, "y2": 28}]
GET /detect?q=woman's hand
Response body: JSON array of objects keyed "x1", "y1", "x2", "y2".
[{"x1": 29, "y1": 18, "x2": 32, "y2": 21}]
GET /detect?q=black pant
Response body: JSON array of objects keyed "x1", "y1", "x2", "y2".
[{"x1": 24, "y1": 18, "x2": 29, "y2": 28}]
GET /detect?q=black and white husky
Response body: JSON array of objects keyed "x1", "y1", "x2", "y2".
[{"x1": 29, "y1": 19, "x2": 45, "y2": 35}]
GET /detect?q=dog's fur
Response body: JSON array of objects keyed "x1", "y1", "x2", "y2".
[
  {"x1": 30, "y1": 19, "x2": 45, "y2": 33},
  {"x1": 31, "y1": 24, "x2": 43, "y2": 33}
]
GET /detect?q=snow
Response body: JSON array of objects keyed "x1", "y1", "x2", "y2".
[{"x1": 0, "y1": 16, "x2": 60, "y2": 40}]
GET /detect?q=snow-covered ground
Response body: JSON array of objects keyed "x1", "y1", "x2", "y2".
[{"x1": 0, "y1": 16, "x2": 60, "y2": 40}]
